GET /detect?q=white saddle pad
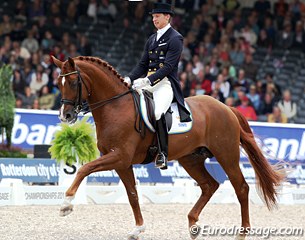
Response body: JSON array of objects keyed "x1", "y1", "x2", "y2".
[{"x1": 139, "y1": 93, "x2": 193, "y2": 134}]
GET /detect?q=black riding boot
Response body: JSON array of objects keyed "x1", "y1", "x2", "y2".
[{"x1": 155, "y1": 114, "x2": 168, "y2": 170}]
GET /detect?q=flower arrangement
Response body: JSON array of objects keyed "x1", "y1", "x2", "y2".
[{"x1": 49, "y1": 117, "x2": 99, "y2": 165}]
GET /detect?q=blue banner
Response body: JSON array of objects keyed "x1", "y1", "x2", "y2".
[
  {"x1": 2, "y1": 110, "x2": 305, "y2": 161},
  {"x1": 1, "y1": 158, "x2": 304, "y2": 185}
]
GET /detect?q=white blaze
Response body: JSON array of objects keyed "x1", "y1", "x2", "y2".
[{"x1": 62, "y1": 76, "x2": 66, "y2": 86}]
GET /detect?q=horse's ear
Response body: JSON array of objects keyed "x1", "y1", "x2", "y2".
[
  {"x1": 51, "y1": 56, "x2": 63, "y2": 68},
  {"x1": 68, "y1": 57, "x2": 75, "y2": 68}
]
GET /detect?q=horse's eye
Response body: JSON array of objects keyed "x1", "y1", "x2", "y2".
[{"x1": 70, "y1": 80, "x2": 78, "y2": 89}]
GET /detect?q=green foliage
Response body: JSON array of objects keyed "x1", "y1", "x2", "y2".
[
  {"x1": 0, "y1": 65, "x2": 15, "y2": 143},
  {"x1": 0, "y1": 145, "x2": 27, "y2": 158},
  {"x1": 49, "y1": 117, "x2": 99, "y2": 165}
]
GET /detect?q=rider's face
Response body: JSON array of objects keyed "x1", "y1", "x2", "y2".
[{"x1": 152, "y1": 13, "x2": 170, "y2": 29}]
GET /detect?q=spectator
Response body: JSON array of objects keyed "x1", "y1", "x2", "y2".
[
  {"x1": 41, "y1": 30, "x2": 55, "y2": 52},
  {"x1": 225, "y1": 97, "x2": 235, "y2": 107},
  {"x1": 15, "y1": 97, "x2": 23, "y2": 108},
  {"x1": 277, "y1": 22, "x2": 294, "y2": 49},
  {"x1": 77, "y1": 35, "x2": 92, "y2": 56},
  {"x1": 289, "y1": 0, "x2": 305, "y2": 20},
  {"x1": 293, "y1": 21, "x2": 305, "y2": 50},
  {"x1": 97, "y1": 0, "x2": 118, "y2": 21},
  {"x1": 12, "y1": 69, "x2": 27, "y2": 96},
  {"x1": 17, "y1": 86, "x2": 37, "y2": 109},
  {"x1": 10, "y1": 40, "x2": 31, "y2": 61},
  {"x1": 38, "y1": 85, "x2": 55, "y2": 110},
  {"x1": 268, "y1": 106, "x2": 287, "y2": 123},
  {"x1": 87, "y1": 0, "x2": 98, "y2": 22},
  {"x1": 14, "y1": 0, "x2": 27, "y2": 21},
  {"x1": 222, "y1": 0, "x2": 240, "y2": 15},
  {"x1": 259, "y1": 92, "x2": 275, "y2": 115},
  {"x1": 212, "y1": 73, "x2": 231, "y2": 98},
  {"x1": 274, "y1": 0, "x2": 289, "y2": 30},
  {"x1": 210, "y1": 89, "x2": 225, "y2": 102},
  {"x1": 236, "y1": 95, "x2": 257, "y2": 121},
  {"x1": 32, "y1": 99, "x2": 40, "y2": 109},
  {"x1": 257, "y1": 29, "x2": 272, "y2": 48},
  {"x1": 263, "y1": 17, "x2": 276, "y2": 44},
  {"x1": 242, "y1": 54, "x2": 258, "y2": 82},
  {"x1": 239, "y1": 24, "x2": 257, "y2": 46},
  {"x1": 203, "y1": 64, "x2": 215, "y2": 82},
  {"x1": 67, "y1": 44, "x2": 80, "y2": 58},
  {"x1": 21, "y1": 30, "x2": 39, "y2": 54},
  {"x1": 246, "y1": 84, "x2": 260, "y2": 112},
  {"x1": 277, "y1": 89, "x2": 297, "y2": 121},
  {"x1": 213, "y1": 8, "x2": 228, "y2": 32},
  {"x1": 10, "y1": 21, "x2": 26, "y2": 42},
  {"x1": 66, "y1": 1, "x2": 78, "y2": 24},
  {"x1": 262, "y1": 73, "x2": 282, "y2": 97},
  {"x1": 254, "y1": 0, "x2": 271, "y2": 15},
  {"x1": 29, "y1": 66, "x2": 49, "y2": 95},
  {"x1": 230, "y1": 40, "x2": 245, "y2": 66},
  {"x1": 28, "y1": 0, "x2": 44, "y2": 20},
  {"x1": 180, "y1": 72, "x2": 191, "y2": 97},
  {"x1": 0, "y1": 14, "x2": 13, "y2": 36},
  {"x1": 197, "y1": 69, "x2": 212, "y2": 95},
  {"x1": 235, "y1": 69, "x2": 249, "y2": 93}
]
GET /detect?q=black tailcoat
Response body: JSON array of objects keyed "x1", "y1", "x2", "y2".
[{"x1": 128, "y1": 27, "x2": 191, "y2": 122}]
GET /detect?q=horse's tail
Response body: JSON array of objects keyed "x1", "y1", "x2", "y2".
[{"x1": 230, "y1": 107, "x2": 285, "y2": 210}]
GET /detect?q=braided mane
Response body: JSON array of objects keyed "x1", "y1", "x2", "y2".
[{"x1": 75, "y1": 56, "x2": 127, "y2": 86}]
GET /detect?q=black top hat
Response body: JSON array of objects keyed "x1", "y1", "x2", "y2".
[{"x1": 150, "y1": 3, "x2": 174, "y2": 16}]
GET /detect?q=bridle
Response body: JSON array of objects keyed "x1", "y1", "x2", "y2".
[
  {"x1": 59, "y1": 64, "x2": 133, "y2": 114},
  {"x1": 59, "y1": 64, "x2": 145, "y2": 137},
  {"x1": 59, "y1": 65, "x2": 91, "y2": 114}
]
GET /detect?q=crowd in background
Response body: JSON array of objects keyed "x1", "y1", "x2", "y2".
[{"x1": 0, "y1": 0, "x2": 303, "y2": 123}]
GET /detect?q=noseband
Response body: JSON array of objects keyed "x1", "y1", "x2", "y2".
[{"x1": 59, "y1": 65, "x2": 91, "y2": 114}]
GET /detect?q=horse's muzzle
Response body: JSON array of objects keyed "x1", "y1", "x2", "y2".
[{"x1": 59, "y1": 107, "x2": 77, "y2": 124}]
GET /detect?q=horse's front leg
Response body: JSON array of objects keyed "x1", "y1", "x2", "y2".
[
  {"x1": 59, "y1": 150, "x2": 129, "y2": 216},
  {"x1": 116, "y1": 167, "x2": 145, "y2": 240}
]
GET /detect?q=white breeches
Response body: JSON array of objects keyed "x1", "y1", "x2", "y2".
[{"x1": 142, "y1": 77, "x2": 173, "y2": 120}]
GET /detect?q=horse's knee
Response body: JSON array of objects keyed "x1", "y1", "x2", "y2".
[{"x1": 199, "y1": 181, "x2": 219, "y2": 195}]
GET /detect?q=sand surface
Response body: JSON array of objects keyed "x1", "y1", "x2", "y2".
[{"x1": 1, "y1": 203, "x2": 304, "y2": 240}]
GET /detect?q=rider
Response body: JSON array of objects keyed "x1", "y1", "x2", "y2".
[{"x1": 124, "y1": 2, "x2": 191, "y2": 169}]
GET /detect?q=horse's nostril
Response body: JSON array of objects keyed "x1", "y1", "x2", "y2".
[{"x1": 66, "y1": 113, "x2": 71, "y2": 119}]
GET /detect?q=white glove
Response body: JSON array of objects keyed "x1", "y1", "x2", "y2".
[
  {"x1": 123, "y1": 76, "x2": 131, "y2": 86},
  {"x1": 132, "y1": 77, "x2": 151, "y2": 90}
]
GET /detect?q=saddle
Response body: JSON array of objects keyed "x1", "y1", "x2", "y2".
[{"x1": 139, "y1": 90, "x2": 192, "y2": 164}]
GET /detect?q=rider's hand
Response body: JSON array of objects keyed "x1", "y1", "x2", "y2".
[
  {"x1": 132, "y1": 77, "x2": 151, "y2": 90},
  {"x1": 123, "y1": 76, "x2": 131, "y2": 87}
]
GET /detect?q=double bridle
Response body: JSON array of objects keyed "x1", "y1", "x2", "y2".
[
  {"x1": 59, "y1": 64, "x2": 145, "y2": 137},
  {"x1": 59, "y1": 66, "x2": 91, "y2": 114},
  {"x1": 59, "y1": 65, "x2": 132, "y2": 114}
]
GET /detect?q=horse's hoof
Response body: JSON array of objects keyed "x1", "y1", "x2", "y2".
[
  {"x1": 59, "y1": 204, "x2": 73, "y2": 217},
  {"x1": 127, "y1": 225, "x2": 145, "y2": 240}
]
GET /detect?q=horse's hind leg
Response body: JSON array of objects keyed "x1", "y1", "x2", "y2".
[
  {"x1": 116, "y1": 167, "x2": 145, "y2": 240},
  {"x1": 178, "y1": 155, "x2": 219, "y2": 239},
  {"x1": 215, "y1": 150, "x2": 250, "y2": 239}
]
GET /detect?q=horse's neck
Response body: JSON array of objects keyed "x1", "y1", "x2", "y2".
[{"x1": 86, "y1": 65, "x2": 126, "y2": 103}]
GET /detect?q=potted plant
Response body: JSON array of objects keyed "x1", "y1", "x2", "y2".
[
  {"x1": 49, "y1": 116, "x2": 99, "y2": 203},
  {"x1": 0, "y1": 64, "x2": 15, "y2": 149}
]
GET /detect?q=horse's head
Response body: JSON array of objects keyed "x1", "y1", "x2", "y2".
[{"x1": 52, "y1": 56, "x2": 91, "y2": 124}]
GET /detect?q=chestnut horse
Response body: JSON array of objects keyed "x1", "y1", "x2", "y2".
[{"x1": 52, "y1": 56, "x2": 284, "y2": 239}]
